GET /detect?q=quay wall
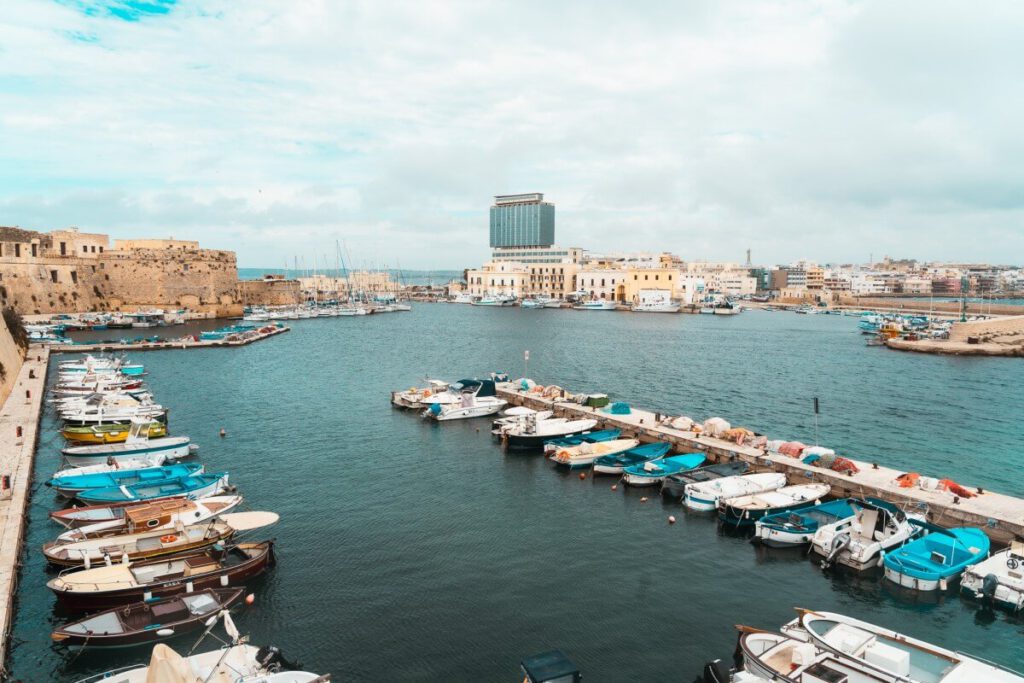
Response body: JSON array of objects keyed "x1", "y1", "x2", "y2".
[
  {"x1": 0, "y1": 314, "x2": 24, "y2": 408},
  {"x1": 497, "y1": 387, "x2": 1024, "y2": 544},
  {"x1": 948, "y1": 315, "x2": 1024, "y2": 342},
  {"x1": 0, "y1": 347, "x2": 47, "y2": 672},
  {"x1": 839, "y1": 296, "x2": 1024, "y2": 317}
]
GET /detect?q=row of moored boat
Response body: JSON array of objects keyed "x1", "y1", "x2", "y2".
[{"x1": 44, "y1": 354, "x2": 328, "y2": 682}]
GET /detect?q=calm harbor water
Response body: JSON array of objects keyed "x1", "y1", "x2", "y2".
[{"x1": 9, "y1": 306, "x2": 1024, "y2": 681}]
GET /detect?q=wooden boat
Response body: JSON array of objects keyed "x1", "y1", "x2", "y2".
[
  {"x1": 52, "y1": 497, "x2": 187, "y2": 529},
  {"x1": 592, "y1": 441, "x2": 671, "y2": 475},
  {"x1": 45, "y1": 518, "x2": 234, "y2": 568},
  {"x1": 882, "y1": 525, "x2": 989, "y2": 591},
  {"x1": 961, "y1": 542, "x2": 1024, "y2": 611},
  {"x1": 55, "y1": 496, "x2": 243, "y2": 542},
  {"x1": 542, "y1": 428, "x2": 621, "y2": 455},
  {"x1": 51, "y1": 587, "x2": 244, "y2": 648},
  {"x1": 62, "y1": 421, "x2": 168, "y2": 444},
  {"x1": 548, "y1": 438, "x2": 639, "y2": 469},
  {"x1": 61, "y1": 418, "x2": 194, "y2": 466},
  {"x1": 754, "y1": 498, "x2": 857, "y2": 547},
  {"x1": 660, "y1": 460, "x2": 749, "y2": 499},
  {"x1": 621, "y1": 453, "x2": 706, "y2": 486},
  {"x1": 76, "y1": 472, "x2": 230, "y2": 505},
  {"x1": 717, "y1": 483, "x2": 831, "y2": 528},
  {"x1": 69, "y1": 612, "x2": 327, "y2": 682},
  {"x1": 47, "y1": 541, "x2": 276, "y2": 611},
  {"x1": 47, "y1": 463, "x2": 203, "y2": 498}
]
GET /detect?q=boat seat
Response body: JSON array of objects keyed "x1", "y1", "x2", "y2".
[
  {"x1": 150, "y1": 600, "x2": 188, "y2": 621},
  {"x1": 66, "y1": 612, "x2": 123, "y2": 635},
  {"x1": 182, "y1": 592, "x2": 220, "y2": 615}
]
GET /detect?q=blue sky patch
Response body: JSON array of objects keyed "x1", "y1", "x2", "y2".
[{"x1": 56, "y1": 0, "x2": 177, "y2": 22}]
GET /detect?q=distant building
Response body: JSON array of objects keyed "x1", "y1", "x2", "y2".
[{"x1": 489, "y1": 193, "x2": 555, "y2": 248}]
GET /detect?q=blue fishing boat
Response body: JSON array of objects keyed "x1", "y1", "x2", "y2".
[
  {"x1": 76, "y1": 472, "x2": 230, "y2": 505},
  {"x1": 754, "y1": 498, "x2": 857, "y2": 547},
  {"x1": 46, "y1": 463, "x2": 204, "y2": 498},
  {"x1": 621, "y1": 453, "x2": 705, "y2": 487},
  {"x1": 883, "y1": 526, "x2": 990, "y2": 592},
  {"x1": 542, "y1": 429, "x2": 621, "y2": 455},
  {"x1": 592, "y1": 441, "x2": 671, "y2": 475}
]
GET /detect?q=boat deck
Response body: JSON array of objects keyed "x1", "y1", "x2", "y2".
[
  {"x1": 496, "y1": 385, "x2": 1024, "y2": 544},
  {"x1": 49, "y1": 325, "x2": 290, "y2": 354}
]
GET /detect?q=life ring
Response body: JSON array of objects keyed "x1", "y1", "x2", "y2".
[{"x1": 160, "y1": 534, "x2": 178, "y2": 544}]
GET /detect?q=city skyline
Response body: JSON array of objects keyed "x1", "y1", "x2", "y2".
[{"x1": 3, "y1": 1, "x2": 1024, "y2": 268}]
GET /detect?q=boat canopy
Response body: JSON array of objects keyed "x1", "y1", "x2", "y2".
[
  {"x1": 521, "y1": 650, "x2": 581, "y2": 683},
  {"x1": 453, "y1": 379, "x2": 497, "y2": 397}
]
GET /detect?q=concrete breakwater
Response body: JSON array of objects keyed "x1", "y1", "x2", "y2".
[
  {"x1": 0, "y1": 348, "x2": 48, "y2": 672},
  {"x1": 48, "y1": 324, "x2": 290, "y2": 354},
  {"x1": 497, "y1": 384, "x2": 1024, "y2": 544}
]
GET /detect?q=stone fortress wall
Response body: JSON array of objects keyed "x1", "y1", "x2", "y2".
[{"x1": 0, "y1": 228, "x2": 243, "y2": 317}]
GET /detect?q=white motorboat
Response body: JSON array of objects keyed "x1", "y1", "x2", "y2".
[
  {"x1": 423, "y1": 379, "x2": 507, "y2": 421},
  {"x1": 787, "y1": 609, "x2": 1024, "y2": 682},
  {"x1": 549, "y1": 438, "x2": 640, "y2": 469},
  {"x1": 717, "y1": 483, "x2": 831, "y2": 527},
  {"x1": 572, "y1": 300, "x2": 617, "y2": 311},
  {"x1": 51, "y1": 453, "x2": 167, "y2": 481},
  {"x1": 452, "y1": 293, "x2": 475, "y2": 304},
  {"x1": 631, "y1": 300, "x2": 680, "y2": 313},
  {"x1": 961, "y1": 542, "x2": 1024, "y2": 611},
  {"x1": 61, "y1": 419, "x2": 194, "y2": 467},
  {"x1": 682, "y1": 473, "x2": 787, "y2": 512},
  {"x1": 497, "y1": 417, "x2": 598, "y2": 449},
  {"x1": 811, "y1": 498, "x2": 922, "y2": 572},
  {"x1": 473, "y1": 294, "x2": 516, "y2": 306}
]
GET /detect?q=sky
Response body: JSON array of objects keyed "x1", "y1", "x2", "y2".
[{"x1": 1, "y1": 1, "x2": 1023, "y2": 268}]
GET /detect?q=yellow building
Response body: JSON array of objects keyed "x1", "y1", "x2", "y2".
[
  {"x1": 466, "y1": 261, "x2": 530, "y2": 297},
  {"x1": 621, "y1": 265, "x2": 681, "y2": 304}
]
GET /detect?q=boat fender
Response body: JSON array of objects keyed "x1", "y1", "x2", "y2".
[
  {"x1": 640, "y1": 497, "x2": 648, "y2": 503},
  {"x1": 246, "y1": 593, "x2": 255, "y2": 605},
  {"x1": 220, "y1": 575, "x2": 229, "y2": 587},
  {"x1": 982, "y1": 574, "x2": 999, "y2": 601},
  {"x1": 579, "y1": 472, "x2": 586, "y2": 480}
]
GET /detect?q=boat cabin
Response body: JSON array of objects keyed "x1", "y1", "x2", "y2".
[
  {"x1": 520, "y1": 650, "x2": 581, "y2": 683},
  {"x1": 124, "y1": 500, "x2": 195, "y2": 533}
]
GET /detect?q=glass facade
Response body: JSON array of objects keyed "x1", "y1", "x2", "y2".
[{"x1": 489, "y1": 198, "x2": 555, "y2": 247}]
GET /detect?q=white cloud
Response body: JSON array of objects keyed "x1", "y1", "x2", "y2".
[{"x1": 0, "y1": 0, "x2": 1022, "y2": 267}]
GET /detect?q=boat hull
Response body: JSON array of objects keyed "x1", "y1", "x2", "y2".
[
  {"x1": 48, "y1": 542, "x2": 275, "y2": 611},
  {"x1": 62, "y1": 423, "x2": 168, "y2": 444},
  {"x1": 61, "y1": 438, "x2": 193, "y2": 467},
  {"x1": 504, "y1": 428, "x2": 592, "y2": 449},
  {"x1": 883, "y1": 567, "x2": 956, "y2": 592}
]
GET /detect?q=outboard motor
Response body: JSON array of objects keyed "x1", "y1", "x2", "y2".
[
  {"x1": 982, "y1": 573, "x2": 1000, "y2": 602},
  {"x1": 256, "y1": 645, "x2": 303, "y2": 672},
  {"x1": 699, "y1": 659, "x2": 731, "y2": 683},
  {"x1": 821, "y1": 533, "x2": 851, "y2": 570}
]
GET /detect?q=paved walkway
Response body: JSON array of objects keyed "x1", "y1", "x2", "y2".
[{"x1": 0, "y1": 347, "x2": 48, "y2": 673}]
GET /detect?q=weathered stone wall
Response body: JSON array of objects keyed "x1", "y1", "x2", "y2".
[
  {"x1": 949, "y1": 315, "x2": 1024, "y2": 342},
  {"x1": 0, "y1": 312, "x2": 25, "y2": 407},
  {"x1": 237, "y1": 279, "x2": 301, "y2": 306},
  {"x1": 839, "y1": 296, "x2": 1024, "y2": 317},
  {"x1": 0, "y1": 257, "x2": 102, "y2": 314},
  {"x1": 99, "y1": 248, "x2": 242, "y2": 317}
]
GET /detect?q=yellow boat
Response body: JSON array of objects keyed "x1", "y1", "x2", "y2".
[{"x1": 61, "y1": 422, "x2": 168, "y2": 444}]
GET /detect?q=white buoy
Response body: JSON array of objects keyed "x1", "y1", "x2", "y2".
[{"x1": 668, "y1": 515, "x2": 676, "y2": 524}]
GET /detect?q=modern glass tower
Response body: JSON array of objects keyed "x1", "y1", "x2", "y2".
[{"x1": 489, "y1": 193, "x2": 555, "y2": 248}]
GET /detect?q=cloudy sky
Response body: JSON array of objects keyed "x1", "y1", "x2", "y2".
[{"x1": 2, "y1": 1, "x2": 1022, "y2": 268}]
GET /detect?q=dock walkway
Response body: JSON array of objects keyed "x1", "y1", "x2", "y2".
[
  {"x1": 497, "y1": 385, "x2": 1024, "y2": 543},
  {"x1": 0, "y1": 347, "x2": 48, "y2": 672},
  {"x1": 49, "y1": 325, "x2": 290, "y2": 354}
]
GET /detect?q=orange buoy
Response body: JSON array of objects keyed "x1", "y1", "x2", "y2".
[
  {"x1": 579, "y1": 472, "x2": 586, "y2": 480},
  {"x1": 160, "y1": 534, "x2": 177, "y2": 544},
  {"x1": 668, "y1": 515, "x2": 676, "y2": 524},
  {"x1": 245, "y1": 593, "x2": 256, "y2": 605}
]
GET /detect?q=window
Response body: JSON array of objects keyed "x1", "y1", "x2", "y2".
[
  {"x1": 645, "y1": 275, "x2": 648, "y2": 281},
  {"x1": 50, "y1": 270, "x2": 58, "y2": 283},
  {"x1": 634, "y1": 274, "x2": 637, "y2": 280},
  {"x1": 99, "y1": 246, "x2": 103, "y2": 253},
  {"x1": 668, "y1": 275, "x2": 672, "y2": 281},
  {"x1": 14, "y1": 244, "x2": 21, "y2": 257},
  {"x1": 31, "y1": 243, "x2": 37, "y2": 257},
  {"x1": 655, "y1": 275, "x2": 659, "y2": 281},
  {"x1": 70, "y1": 271, "x2": 78, "y2": 284},
  {"x1": 601, "y1": 279, "x2": 605, "y2": 287},
  {"x1": 82, "y1": 245, "x2": 87, "y2": 253},
  {"x1": 60, "y1": 241, "x2": 66, "y2": 255}
]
